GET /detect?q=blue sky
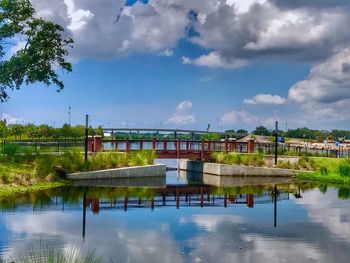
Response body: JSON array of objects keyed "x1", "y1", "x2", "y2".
[{"x1": 2, "y1": 0, "x2": 350, "y2": 131}]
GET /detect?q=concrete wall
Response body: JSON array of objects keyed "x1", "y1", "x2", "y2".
[
  {"x1": 178, "y1": 160, "x2": 303, "y2": 177},
  {"x1": 67, "y1": 164, "x2": 166, "y2": 180}
]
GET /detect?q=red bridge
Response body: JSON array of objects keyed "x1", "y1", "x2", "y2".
[{"x1": 89, "y1": 138, "x2": 255, "y2": 159}]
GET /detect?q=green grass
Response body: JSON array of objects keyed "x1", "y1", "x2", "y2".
[
  {"x1": 212, "y1": 152, "x2": 265, "y2": 167},
  {"x1": 0, "y1": 150, "x2": 156, "y2": 197},
  {"x1": 297, "y1": 157, "x2": 350, "y2": 186}
]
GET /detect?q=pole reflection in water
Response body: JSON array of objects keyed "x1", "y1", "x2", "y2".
[
  {"x1": 82, "y1": 192, "x2": 86, "y2": 238},
  {"x1": 274, "y1": 184, "x2": 278, "y2": 228}
]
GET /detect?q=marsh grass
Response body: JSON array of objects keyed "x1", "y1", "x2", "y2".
[
  {"x1": 5, "y1": 246, "x2": 102, "y2": 263},
  {"x1": 59, "y1": 150, "x2": 156, "y2": 173},
  {"x1": 212, "y1": 152, "x2": 265, "y2": 167},
  {"x1": 297, "y1": 157, "x2": 350, "y2": 186}
]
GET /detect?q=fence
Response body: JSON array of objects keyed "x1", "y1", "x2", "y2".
[
  {"x1": 254, "y1": 142, "x2": 350, "y2": 158},
  {"x1": 1, "y1": 139, "x2": 85, "y2": 153}
]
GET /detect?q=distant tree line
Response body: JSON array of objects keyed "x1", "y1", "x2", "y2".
[
  {"x1": 250, "y1": 126, "x2": 349, "y2": 142},
  {"x1": 0, "y1": 120, "x2": 103, "y2": 140}
]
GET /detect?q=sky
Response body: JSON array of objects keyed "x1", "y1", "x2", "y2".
[{"x1": 2, "y1": 0, "x2": 350, "y2": 131}]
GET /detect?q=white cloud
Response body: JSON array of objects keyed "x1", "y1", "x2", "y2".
[
  {"x1": 220, "y1": 110, "x2": 257, "y2": 125},
  {"x1": 25, "y1": 0, "x2": 350, "y2": 66},
  {"x1": 243, "y1": 94, "x2": 287, "y2": 105},
  {"x1": 167, "y1": 100, "x2": 196, "y2": 125},
  {"x1": 288, "y1": 48, "x2": 350, "y2": 122},
  {"x1": 1, "y1": 113, "x2": 23, "y2": 125},
  {"x1": 167, "y1": 114, "x2": 196, "y2": 125},
  {"x1": 176, "y1": 100, "x2": 192, "y2": 112},
  {"x1": 158, "y1": 48, "x2": 173, "y2": 57},
  {"x1": 182, "y1": 52, "x2": 248, "y2": 69}
]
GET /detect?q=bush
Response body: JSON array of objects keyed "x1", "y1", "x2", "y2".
[
  {"x1": 338, "y1": 162, "x2": 350, "y2": 177},
  {"x1": 1, "y1": 143, "x2": 20, "y2": 161},
  {"x1": 319, "y1": 165, "x2": 328, "y2": 176},
  {"x1": 59, "y1": 150, "x2": 86, "y2": 173},
  {"x1": 338, "y1": 187, "x2": 350, "y2": 199},
  {"x1": 34, "y1": 155, "x2": 57, "y2": 179}
]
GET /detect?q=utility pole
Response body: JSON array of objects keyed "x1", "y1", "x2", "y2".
[
  {"x1": 84, "y1": 114, "x2": 89, "y2": 163},
  {"x1": 275, "y1": 121, "x2": 278, "y2": 165}
]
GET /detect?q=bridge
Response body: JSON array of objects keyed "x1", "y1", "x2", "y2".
[
  {"x1": 90, "y1": 137, "x2": 255, "y2": 159},
  {"x1": 102, "y1": 127, "x2": 246, "y2": 140}
]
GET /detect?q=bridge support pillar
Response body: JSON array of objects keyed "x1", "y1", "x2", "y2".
[
  {"x1": 246, "y1": 194, "x2": 254, "y2": 208},
  {"x1": 247, "y1": 139, "x2": 255, "y2": 153},
  {"x1": 93, "y1": 136, "x2": 102, "y2": 152}
]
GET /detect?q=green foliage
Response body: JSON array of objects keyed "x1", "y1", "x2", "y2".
[
  {"x1": 201, "y1": 133, "x2": 221, "y2": 141},
  {"x1": 298, "y1": 156, "x2": 316, "y2": 170},
  {"x1": 1, "y1": 142, "x2": 19, "y2": 161},
  {"x1": 253, "y1": 126, "x2": 271, "y2": 136},
  {"x1": 212, "y1": 152, "x2": 265, "y2": 167},
  {"x1": 318, "y1": 184, "x2": 328, "y2": 194},
  {"x1": 59, "y1": 150, "x2": 156, "y2": 173},
  {"x1": 59, "y1": 150, "x2": 86, "y2": 173},
  {"x1": 338, "y1": 161, "x2": 350, "y2": 177},
  {"x1": 319, "y1": 166, "x2": 329, "y2": 176},
  {"x1": 236, "y1": 129, "x2": 248, "y2": 134},
  {"x1": 34, "y1": 155, "x2": 57, "y2": 179},
  {"x1": 0, "y1": 0, "x2": 74, "y2": 102},
  {"x1": 338, "y1": 187, "x2": 350, "y2": 199}
]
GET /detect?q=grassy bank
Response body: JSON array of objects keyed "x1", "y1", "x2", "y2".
[
  {"x1": 0, "y1": 161, "x2": 67, "y2": 197},
  {"x1": 297, "y1": 157, "x2": 350, "y2": 186},
  {"x1": 211, "y1": 152, "x2": 350, "y2": 186},
  {"x1": 211, "y1": 152, "x2": 315, "y2": 170},
  {"x1": 0, "y1": 143, "x2": 156, "y2": 197}
]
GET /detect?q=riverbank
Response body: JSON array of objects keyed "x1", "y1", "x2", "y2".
[
  {"x1": 297, "y1": 157, "x2": 350, "y2": 186},
  {"x1": 0, "y1": 150, "x2": 157, "y2": 197},
  {"x1": 211, "y1": 152, "x2": 350, "y2": 186},
  {"x1": 0, "y1": 161, "x2": 67, "y2": 197}
]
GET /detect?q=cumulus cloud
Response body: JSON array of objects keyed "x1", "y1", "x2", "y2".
[
  {"x1": 176, "y1": 100, "x2": 192, "y2": 112},
  {"x1": 220, "y1": 110, "x2": 257, "y2": 125},
  {"x1": 167, "y1": 100, "x2": 196, "y2": 125},
  {"x1": 1, "y1": 113, "x2": 23, "y2": 125},
  {"x1": 158, "y1": 48, "x2": 173, "y2": 57},
  {"x1": 288, "y1": 48, "x2": 350, "y2": 121},
  {"x1": 182, "y1": 52, "x2": 248, "y2": 69},
  {"x1": 24, "y1": 0, "x2": 350, "y2": 66},
  {"x1": 243, "y1": 94, "x2": 286, "y2": 105}
]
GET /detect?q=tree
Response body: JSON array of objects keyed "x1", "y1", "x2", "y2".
[
  {"x1": 8, "y1": 123, "x2": 23, "y2": 139},
  {"x1": 0, "y1": 119, "x2": 7, "y2": 138},
  {"x1": 253, "y1": 126, "x2": 270, "y2": 136},
  {"x1": 236, "y1": 129, "x2": 248, "y2": 134},
  {"x1": 0, "y1": 0, "x2": 73, "y2": 102}
]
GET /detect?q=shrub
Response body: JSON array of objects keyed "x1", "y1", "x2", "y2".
[
  {"x1": 298, "y1": 156, "x2": 315, "y2": 170},
  {"x1": 2, "y1": 143, "x2": 20, "y2": 161},
  {"x1": 319, "y1": 165, "x2": 328, "y2": 176},
  {"x1": 338, "y1": 187, "x2": 350, "y2": 199},
  {"x1": 34, "y1": 155, "x2": 57, "y2": 179},
  {"x1": 338, "y1": 162, "x2": 350, "y2": 177},
  {"x1": 59, "y1": 150, "x2": 86, "y2": 173}
]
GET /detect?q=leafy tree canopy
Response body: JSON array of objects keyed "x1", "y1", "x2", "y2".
[
  {"x1": 253, "y1": 126, "x2": 271, "y2": 136},
  {"x1": 0, "y1": 0, "x2": 73, "y2": 102}
]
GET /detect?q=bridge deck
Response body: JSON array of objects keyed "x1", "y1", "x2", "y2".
[{"x1": 101, "y1": 139, "x2": 253, "y2": 159}]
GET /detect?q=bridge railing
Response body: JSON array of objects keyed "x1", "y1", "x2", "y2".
[{"x1": 102, "y1": 139, "x2": 250, "y2": 154}]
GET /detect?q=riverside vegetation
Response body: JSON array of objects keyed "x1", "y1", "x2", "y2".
[
  {"x1": 0, "y1": 143, "x2": 156, "y2": 197},
  {"x1": 212, "y1": 152, "x2": 350, "y2": 186}
]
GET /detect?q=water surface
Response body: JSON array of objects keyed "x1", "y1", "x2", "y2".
[{"x1": 0, "y1": 166, "x2": 349, "y2": 262}]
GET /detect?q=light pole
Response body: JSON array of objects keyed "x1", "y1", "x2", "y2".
[
  {"x1": 274, "y1": 121, "x2": 278, "y2": 165},
  {"x1": 84, "y1": 115, "x2": 89, "y2": 163}
]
